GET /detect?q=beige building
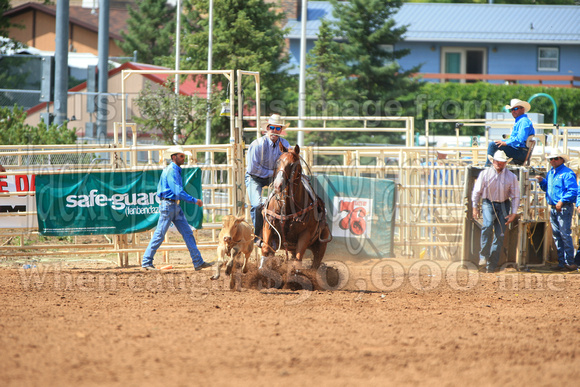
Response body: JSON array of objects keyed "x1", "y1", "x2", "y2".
[
  {"x1": 4, "y1": 2, "x2": 128, "y2": 56},
  {"x1": 25, "y1": 62, "x2": 210, "y2": 142}
]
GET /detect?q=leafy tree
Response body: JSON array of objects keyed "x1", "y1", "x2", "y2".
[
  {"x1": 302, "y1": 19, "x2": 354, "y2": 146},
  {"x1": 117, "y1": 0, "x2": 176, "y2": 65},
  {"x1": 177, "y1": 0, "x2": 291, "y2": 107},
  {"x1": 0, "y1": 106, "x2": 77, "y2": 145},
  {"x1": 133, "y1": 79, "x2": 221, "y2": 146},
  {"x1": 305, "y1": 19, "x2": 350, "y2": 116},
  {"x1": 306, "y1": 0, "x2": 422, "y2": 146},
  {"x1": 331, "y1": 0, "x2": 421, "y2": 106},
  {"x1": 411, "y1": 82, "x2": 580, "y2": 136},
  {"x1": 1, "y1": 0, "x2": 24, "y2": 53}
]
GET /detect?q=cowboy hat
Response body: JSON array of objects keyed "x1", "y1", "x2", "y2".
[
  {"x1": 261, "y1": 114, "x2": 289, "y2": 136},
  {"x1": 164, "y1": 145, "x2": 192, "y2": 159},
  {"x1": 505, "y1": 98, "x2": 531, "y2": 113},
  {"x1": 436, "y1": 143, "x2": 455, "y2": 155},
  {"x1": 546, "y1": 148, "x2": 570, "y2": 163},
  {"x1": 487, "y1": 150, "x2": 513, "y2": 164}
]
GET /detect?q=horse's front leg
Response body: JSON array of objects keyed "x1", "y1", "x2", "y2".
[
  {"x1": 260, "y1": 218, "x2": 277, "y2": 269},
  {"x1": 292, "y1": 233, "x2": 311, "y2": 272}
]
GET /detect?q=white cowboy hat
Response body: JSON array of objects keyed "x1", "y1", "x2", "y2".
[
  {"x1": 487, "y1": 150, "x2": 513, "y2": 164},
  {"x1": 505, "y1": 98, "x2": 531, "y2": 113},
  {"x1": 261, "y1": 114, "x2": 289, "y2": 136},
  {"x1": 546, "y1": 148, "x2": 570, "y2": 163},
  {"x1": 164, "y1": 145, "x2": 192, "y2": 159},
  {"x1": 436, "y1": 143, "x2": 454, "y2": 155}
]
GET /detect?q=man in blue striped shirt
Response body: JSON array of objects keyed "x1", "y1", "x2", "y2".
[
  {"x1": 245, "y1": 114, "x2": 290, "y2": 246},
  {"x1": 536, "y1": 150, "x2": 578, "y2": 271},
  {"x1": 486, "y1": 98, "x2": 534, "y2": 166},
  {"x1": 141, "y1": 145, "x2": 213, "y2": 271}
]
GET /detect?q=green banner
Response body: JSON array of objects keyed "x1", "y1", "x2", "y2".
[
  {"x1": 313, "y1": 175, "x2": 396, "y2": 258},
  {"x1": 35, "y1": 168, "x2": 202, "y2": 236}
]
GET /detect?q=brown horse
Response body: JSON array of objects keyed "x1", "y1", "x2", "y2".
[{"x1": 260, "y1": 143, "x2": 332, "y2": 270}]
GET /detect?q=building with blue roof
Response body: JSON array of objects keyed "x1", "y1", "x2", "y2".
[{"x1": 284, "y1": 1, "x2": 580, "y2": 87}]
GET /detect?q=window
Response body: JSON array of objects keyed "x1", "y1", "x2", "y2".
[
  {"x1": 441, "y1": 47, "x2": 487, "y2": 83},
  {"x1": 538, "y1": 47, "x2": 559, "y2": 72}
]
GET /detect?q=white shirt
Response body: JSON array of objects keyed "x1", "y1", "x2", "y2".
[{"x1": 472, "y1": 167, "x2": 520, "y2": 214}]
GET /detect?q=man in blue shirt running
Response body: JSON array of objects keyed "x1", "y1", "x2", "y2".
[
  {"x1": 486, "y1": 98, "x2": 535, "y2": 166},
  {"x1": 535, "y1": 149, "x2": 578, "y2": 271},
  {"x1": 245, "y1": 114, "x2": 291, "y2": 246},
  {"x1": 141, "y1": 145, "x2": 213, "y2": 271}
]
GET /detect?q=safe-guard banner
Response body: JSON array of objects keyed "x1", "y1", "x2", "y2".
[{"x1": 35, "y1": 168, "x2": 202, "y2": 236}]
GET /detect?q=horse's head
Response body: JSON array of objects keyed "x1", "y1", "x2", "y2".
[{"x1": 272, "y1": 144, "x2": 301, "y2": 194}]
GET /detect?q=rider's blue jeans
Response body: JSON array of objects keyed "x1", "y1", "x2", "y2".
[
  {"x1": 141, "y1": 200, "x2": 204, "y2": 268},
  {"x1": 245, "y1": 173, "x2": 270, "y2": 240}
]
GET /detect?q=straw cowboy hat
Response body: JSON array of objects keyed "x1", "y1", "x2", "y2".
[
  {"x1": 164, "y1": 145, "x2": 192, "y2": 159},
  {"x1": 436, "y1": 143, "x2": 454, "y2": 155},
  {"x1": 487, "y1": 150, "x2": 512, "y2": 164},
  {"x1": 261, "y1": 114, "x2": 289, "y2": 136},
  {"x1": 546, "y1": 148, "x2": 570, "y2": 163},
  {"x1": 505, "y1": 98, "x2": 531, "y2": 113}
]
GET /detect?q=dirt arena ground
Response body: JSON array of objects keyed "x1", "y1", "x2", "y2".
[{"x1": 1, "y1": 251, "x2": 580, "y2": 387}]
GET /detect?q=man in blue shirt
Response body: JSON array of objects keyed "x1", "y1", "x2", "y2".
[
  {"x1": 486, "y1": 98, "x2": 535, "y2": 166},
  {"x1": 245, "y1": 114, "x2": 291, "y2": 246},
  {"x1": 535, "y1": 150, "x2": 578, "y2": 271},
  {"x1": 141, "y1": 145, "x2": 213, "y2": 271}
]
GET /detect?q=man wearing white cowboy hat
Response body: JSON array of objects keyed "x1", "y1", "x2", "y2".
[
  {"x1": 472, "y1": 150, "x2": 520, "y2": 273},
  {"x1": 245, "y1": 114, "x2": 290, "y2": 246},
  {"x1": 485, "y1": 98, "x2": 535, "y2": 166},
  {"x1": 141, "y1": 145, "x2": 213, "y2": 271},
  {"x1": 535, "y1": 149, "x2": 578, "y2": 271}
]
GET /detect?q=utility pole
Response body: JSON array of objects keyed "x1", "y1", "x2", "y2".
[
  {"x1": 96, "y1": 0, "x2": 110, "y2": 142},
  {"x1": 173, "y1": 0, "x2": 182, "y2": 145},
  {"x1": 53, "y1": 0, "x2": 69, "y2": 126},
  {"x1": 297, "y1": 0, "x2": 308, "y2": 147}
]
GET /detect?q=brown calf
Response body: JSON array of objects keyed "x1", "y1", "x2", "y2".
[{"x1": 210, "y1": 215, "x2": 254, "y2": 290}]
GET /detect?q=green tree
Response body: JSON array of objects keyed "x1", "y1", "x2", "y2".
[
  {"x1": 0, "y1": 106, "x2": 77, "y2": 145},
  {"x1": 117, "y1": 0, "x2": 176, "y2": 65},
  {"x1": 331, "y1": 0, "x2": 421, "y2": 106},
  {"x1": 310, "y1": 0, "x2": 422, "y2": 145},
  {"x1": 177, "y1": 0, "x2": 291, "y2": 105},
  {"x1": 306, "y1": 19, "x2": 350, "y2": 116},
  {"x1": 133, "y1": 80, "x2": 221, "y2": 146},
  {"x1": 303, "y1": 19, "x2": 354, "y2": 146},
  {"x1": 412, "y1": 82, "x2": 580, "y2": 135}
]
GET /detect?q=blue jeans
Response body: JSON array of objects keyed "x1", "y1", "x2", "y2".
[
  {"x1": 141, "y1": 200, "x2": 204, "y2": 268},
  {"x1": 245, "y1": 173, "x2": 270, "y2": 240},
  {"x1": 480, "y1": 199, "x2": 510, "y2": 272},
  {"x1": 550, "y1": 204, "x2": 575, "y2": 267},
  {"x1": 486, "y1": 141, "x2": 528, "y2": 166}
]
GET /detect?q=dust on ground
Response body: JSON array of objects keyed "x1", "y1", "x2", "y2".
[{"x1": 1, "y1": 249, "x2": 580, "y2": 386}]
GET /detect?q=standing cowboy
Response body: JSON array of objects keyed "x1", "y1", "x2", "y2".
[
  {"x1": 141, "y1": 145, "x2": 213, "y2": 271},
  {"x1": 535, "y1": 149, "x2": 578, "y2": 271},
  {"x1": 245, "y1": 114, "x2": 290, "y2": 247},
  {"x1": 472, "y1": 150, "x2": 520, "y2": 273}
]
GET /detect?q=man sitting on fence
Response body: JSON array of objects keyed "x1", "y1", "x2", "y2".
[{"x1": 485, "y1": 98, "x2": 534, "y2": 166}]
